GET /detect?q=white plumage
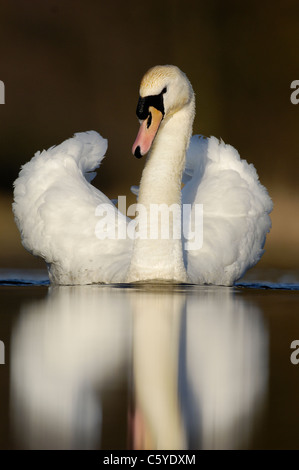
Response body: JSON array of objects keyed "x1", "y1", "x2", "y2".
[
  {"x1": 13, "y1": 131, "x2": 132, "y2": 284},
  {"x1": 13, "y1": 65, "x2": 272, "y2": 285},
  {"x1": 182, "y1": 135, "x2": 272, "y2": 285}
]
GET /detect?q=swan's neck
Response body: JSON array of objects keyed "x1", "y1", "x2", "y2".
[{"x1": 127, "y1": 98, "x2": 195, "y2": 283}]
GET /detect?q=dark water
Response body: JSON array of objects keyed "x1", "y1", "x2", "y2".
[{"x1": 0, "y1": 268, "x2": 299, "y2": 450}]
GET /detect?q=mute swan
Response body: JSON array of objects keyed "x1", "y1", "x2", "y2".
[{"x1": 13, "y1": 65, "x2": 272, "y2": 285}]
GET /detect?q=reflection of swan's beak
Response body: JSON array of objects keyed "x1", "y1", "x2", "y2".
[{"x1": 132, "y1": 106, "x2": 163, "y2": 158}]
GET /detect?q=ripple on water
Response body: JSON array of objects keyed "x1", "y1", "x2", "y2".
[
  {"x1": 0, "y1": 268, "x2": 299, "y2": 290},
  {"x1": 0, "y1": 269, "x2": 50, "y2": 286}
]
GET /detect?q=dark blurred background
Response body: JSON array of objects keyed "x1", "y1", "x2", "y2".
[{"x1": 0, "y1": 0, "x2": 298, "y2": 270}]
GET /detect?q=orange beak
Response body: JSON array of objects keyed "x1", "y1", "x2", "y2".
[{"x1": 132, "y1": 106, "x2": 163, "y2": 158}]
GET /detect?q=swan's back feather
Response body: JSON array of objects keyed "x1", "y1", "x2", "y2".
[
  {"x1": 13, "y1": 132, "x2": 132, "y2": 284},
  {"x1": 182, "y1": 136, "x2": 273, "y2": 285},
  {"x1": 183, "y1": 134, "x2": 208, "y2": 183}
]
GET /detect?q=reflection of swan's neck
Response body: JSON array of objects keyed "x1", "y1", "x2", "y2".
[
  {"x1": 127, "y1": 98, "x2": 195, "y2": 282},
  {"x1": 130, "y1": 292, "x2": 186, "y2": 449}
]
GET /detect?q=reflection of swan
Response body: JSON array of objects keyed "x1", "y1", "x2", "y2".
[
  {"x1": 128, "y1": 287, "x2": 268, "y2": 450},
  {"x1": 129, "y1": 289, "x2": 186, "y2": 450},
  {"x1": 10, "y1": 286, "x2": 132, "y2": 449},
  {"x1": 183, "y1": 287, "x2": 268, "y2": 449},
  {"x1": 10, "y1": 285, "x2": 268, "y2": 449},
  {"x1": 13, "y1": 65, "x2": 272, "y2": 285}
]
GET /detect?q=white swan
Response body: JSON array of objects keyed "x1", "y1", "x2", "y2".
[{"x1": 13, "y1": 65, "x2": 272, "y2": 285}]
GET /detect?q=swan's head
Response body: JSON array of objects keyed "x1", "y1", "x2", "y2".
[{"x1": 132, "y1": 65, "x2": 194, "y2": 158}]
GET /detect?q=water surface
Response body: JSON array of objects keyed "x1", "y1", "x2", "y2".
[{"x1": 0, "y1": 268, "x2": 299, "y2": 449}]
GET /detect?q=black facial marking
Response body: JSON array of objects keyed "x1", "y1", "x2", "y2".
[{"x1": 136, "y1": 90, "x2": 165, "y2": 120}]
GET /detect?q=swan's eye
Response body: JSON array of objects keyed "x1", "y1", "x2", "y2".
[
  {"x1": 162, "y1": 87, "x2": 167, "y2": 94},
  {"x1": 147, "y1": 112, "x2": 152, "y2": 129}
]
